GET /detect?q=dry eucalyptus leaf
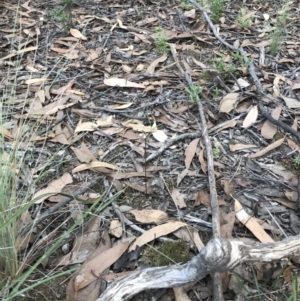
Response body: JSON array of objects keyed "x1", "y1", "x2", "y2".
[
  {"x1": 171, "y1": 188, "x2": 187, "y2": 209},
  {"x1": 129, "y1": 221, "x2": 187, "y2": 251},
  {"x1": 219, "y1": 93, "x2": 239, "y2": 113},
  {"x1": 249, "y1": 137, "x2": 284, "y2": 158},
  {"x1": 184, "y1": 138, "x2": 199, "y2": 169},
  {"x1": 242, "y1": 105, "x2": 258, "y2": 128},
  {"x1": 234, "y1": 198, "x2": 274, "y2": 243},
  {"x1": 130, "y1": 209, "x2": 168, "y2": 224},
  {"x1": 229, "y1": 144, "x2": 257, "y2": 152},
  {"x1": 70, "y1": 28, "x2": 87, "y2": 40},
  {"x1": 261, "y1": 106, "x2": 282, "y2": 139},
  {"x1": 104, "y1": 78, "x2": 145, "y2": 88},
  {"x1": 33, "y1": 173, "x2": 73, "y2": 204}
]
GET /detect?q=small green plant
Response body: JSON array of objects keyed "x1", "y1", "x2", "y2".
[
  {"x1": 143, "y1": 240, "x2": 192, "y2": 267},
  {"x1": 210, "y1": 0, "x2": 225, "y2": 22},
  {"x1": 213, "y1": 147, "x2": 221, "y2": 159},
  {"x1": 153, "y1": 27, "x2": 169, "y2": 54},
  {"x1": 270, "y1": 27, "x2": 283, "y2": 56},
  {"x1": 201, "y1": 70, "x2": 209, "y2": 80},
  {"x1": 136, "y1": 8, "x2": 144, "y2": 19},
  {"x1": 236, "y1": 8, "x2": 253, "y2": 28},
  {"x1": 213, "y1": 87, "x2": 221, "y2": 95},
  {"x1": 293, "y1": 157, "x2": 300, "y2": 167},
  {"x1": 210, "y1": 57, "x2": 227, "y2": 72},
  {"x1": 286, "y1": 273, "x2": 298, "y2": 301},
  {"x1": 269, "y1": 0, "x2": 292, "y2": 56},
  {"x1": 233, "y1": 50, "x2": 243, "y2": 62},
  {"x1": 51, "y1": 0, "x2": 73, "y2": 30},
  {"x1": 185, "y1": 84, "x2": 202, "y2": 103},
  {"x1": 180, "y1": 0, "x2": 194, "y2": 10}
]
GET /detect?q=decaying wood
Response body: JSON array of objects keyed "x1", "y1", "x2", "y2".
[{"x1": 97, "y1": 235, "x2": 300, "y2": 300}]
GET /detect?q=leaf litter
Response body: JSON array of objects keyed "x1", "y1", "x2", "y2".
[{"x1": 2, "y1": 0, "x2": 300, "y2": 300}]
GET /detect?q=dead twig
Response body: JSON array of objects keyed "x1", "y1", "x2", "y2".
[
  {"x1": 97, "y1": 235, "x2": 300, "y2": 301},
  {"x1": 169, "y1": 42, "x2": 223, "y2": 301},
  {"x1": 145, "y1": 132, "x2": 202, "y2": 163},
  {"x1": 20, "y1": 176, "x2": 103, "y2": 236}
]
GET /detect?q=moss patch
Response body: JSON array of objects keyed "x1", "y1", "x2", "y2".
[{"x1": 142, "y1": 240, "x2": 192, "y2": 267}]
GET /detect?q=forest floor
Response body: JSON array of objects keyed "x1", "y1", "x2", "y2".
[{"x1": 1, "y1": 0, "x2": 300, "y2": 300}]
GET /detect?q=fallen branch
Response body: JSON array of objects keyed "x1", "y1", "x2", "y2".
[{"x1": 97, "y1": 235, "x2": 300, "y2": 301}]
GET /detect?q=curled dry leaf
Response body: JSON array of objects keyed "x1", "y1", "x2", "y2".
[
  {"x1": 129, "y1": 209, "x2": 168, "y2": 224},
  {"x1": 129, "y1": 221, "x2": 187, "y2": 251},
  {"x1": 242, "y1": 105, "x2": 258, "y2": 128}
]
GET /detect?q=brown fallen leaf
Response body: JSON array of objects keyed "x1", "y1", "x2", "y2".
[
  {"x1": 198, "y1": 149, "x2": 207, "y2": 174},
  {"x1": 284, "y1": 190, "x2": 297, "y2": 202},
  {"x1": 171, "y1": 188, "x2": 187, "y2": 209},
  {"x1": 129, "y1": 221, "x2": 187, "y2": 251},
  {"x1": 221, "y1": 179, "x2": 235, "y2": 196},
  {"x1": 72, "y1": 161, "x2": 121, "y2": 173},
  {"x1": 219, "y1": 93, "x2": 239, "y2": 113},
  {"x1": 281, "y1": 95, "x2": 300, "y2": 109},
  {"x1": 215, "y1": 120, "x2": 237, "y2": 133},
  {"x1": 194, "y1": 190, "x2": 226, "y2": 207},
  {"x1": 177, "y1": 168, "x2": 189, "y2": 186},
  {"x1": 184, "y1": 138, "x2": 199, "y2": 169},
  {"x1": 73, "y1": 238, "x2": 132, "y2": 292},
  {"x1": 104, "y1": 78, "x2": 145, "y2": 88},
  {"x1": 242, "y1": 105, "x2": 258, "y2": 128},
  {"x1": 75, "y1": 116, "x2": 114, "y2": 133},
  {"x1": 71, "y1": 142, "x2": 97, "y2": 163},
  {"x1": 55, "y1": 216, "x2": 103, "y2": 267},
  {"x1": 234, "y1": 197, "x2": 274, "y2": 243},
  {"x1": 287, "y1": 138, "x2": 300, "y2": 155},
  {"x1": 229, "y1": 143, "x2": 257, "y2": 152},
  {"x1": 261, "y1": 106, "x2": 282, "y2": 139},
  {"x1": 249, "y1": 137, "x2": 284, "y2": 158},
  {"x1": 220, "y1": 209, "x2": 236, "y2": 239},
  {"x1": 33, "y1": 173, "x2": 73, "y2": 204},
  {"x1": 125, "y1": 182, "x2": 153, "y2": 194},
  {"x1": 129, "y1": 209, "x2": 168, "y2": 224},
  {"x1": 173, "y1": 227, "x2": 204, "y2": 251},
  {"x1": 147, "y1": 54, "x2": 168, "y2": 73}
]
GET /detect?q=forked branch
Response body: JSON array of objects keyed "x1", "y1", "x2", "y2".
[{"x1": 97, "y1": 235, "x2": 300, "y2": 300}]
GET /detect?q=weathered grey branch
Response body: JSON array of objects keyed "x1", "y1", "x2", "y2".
[{"x1": 97, "y1": 236, "x2": 300, "y2": 300}]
